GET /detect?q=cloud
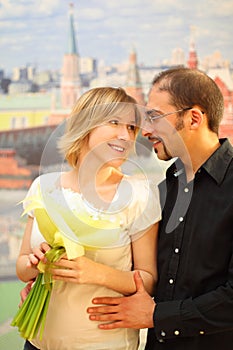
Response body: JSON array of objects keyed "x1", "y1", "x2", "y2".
[
  {"x1": 0, "y1": 0, "x2": 61, "y2": 18},
  {"x1": 0, "y1": 0, "x2": 232, "y2": 73},
  {"x1": 197, "y1": 0, "x2": 233, "y2": 17},
  {"x1": 78, "y1": 7, "x2": 105, "y2": 20}
]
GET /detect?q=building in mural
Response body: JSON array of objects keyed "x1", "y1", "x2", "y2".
[
  {"x1": 0, "y1": 4, "x2": 232, "y2": 154},
  {"x1": 0, "y1": 93, "x2": 51, "y2": 131},
  {"x1": 60, "y1": 2, "x2": 81, "y2": 110},
  {"x1": 208, "y1": 67, "x2": 233, "y2": 140},
  {"x1": 186, "y1": 27, "x2": 233, "y2": 143},
  {"x1": 187, "y1": 26, "x2": 198, "y2": 69},
  {"x1": 124, "y1": 47, "x2": 145, "y2": 106},
  {"x1": 0, "y1": 148, "x2": 35, "y2": 189}
]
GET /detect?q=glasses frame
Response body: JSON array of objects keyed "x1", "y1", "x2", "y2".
[{"x1": 145, "y1": 107, "x2": 192, "y2": 123}]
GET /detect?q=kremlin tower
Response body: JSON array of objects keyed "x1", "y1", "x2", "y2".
[
  {"x1": 185, "y1": 26, "x2": 233, "y2": 142},
  {"x1": 124, "y1": 47, "x2": 145, "y2": 105},
  {"x1": 187, "y1": 26, "x2": 198, "y2": 69},
  {"x1": 61, "y1": 3, "x2": 81, "y2": 109}
]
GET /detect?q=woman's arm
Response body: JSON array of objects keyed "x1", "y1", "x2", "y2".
[
  {"x1": 131, "y1": 222, "x2": 158, "y2": 295},
  {"x1": 50, "y1": 222, "x2": 159, "y2": 296},
  {"x1": 16, "y1": 216, "x2": 49, "y2": 282}
]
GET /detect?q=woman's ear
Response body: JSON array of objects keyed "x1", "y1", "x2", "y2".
[{"x1": 189, "y1": 108, "x2": 204, "y2": 130}]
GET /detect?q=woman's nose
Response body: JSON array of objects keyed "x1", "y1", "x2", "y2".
[{"x1": 117, "y1": 125, "x2": 131, "y2": 140}]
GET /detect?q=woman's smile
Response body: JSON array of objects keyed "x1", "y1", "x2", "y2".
[{"x1": 107, "y1": 142, "x2": 126, "y2": 153}]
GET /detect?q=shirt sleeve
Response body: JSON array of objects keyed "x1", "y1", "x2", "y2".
[
  {"x1": 127, "y1": 178, "x2": 161, "y2": 240},
  {"x1": 153, "y1": 250, "x2": 233, "y2": 341},
  {"x1": 21, "y1": 175, "x2": 45, "y2": 248},
  {"x1": 23, "y1": 172, "x2": 60, "y2": 217},
  {"x1": 22, "y1": 175, "x2": 41, "y2": 217}
]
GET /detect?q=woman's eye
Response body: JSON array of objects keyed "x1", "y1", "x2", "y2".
[
  {"x1": 109, "y1": 120, "x2": 119, "y2": 126},
  {"x1": 128, "y1": 124, "x2": 136, "y2": 132}
]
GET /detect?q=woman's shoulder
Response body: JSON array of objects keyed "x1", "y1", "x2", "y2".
[
  {"x1": 125, "y1": 174, "x2": 161, "y2": 212},
  {"x1": 124, "y1": 174, "x2": 158, "y2": 193},
  {"x1": 28, "y1": 172, "x2": 62, "y2": 194},
  {"x1": 124, "y1": 174, "x2": 161, "y2": 235},
  {"x1": 35, "y1": 171, "x2": 62, "y2": 184}
]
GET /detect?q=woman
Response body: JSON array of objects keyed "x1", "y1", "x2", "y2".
[{"x1": 15, "y1": 87, "x2": 161, "y2": 350}]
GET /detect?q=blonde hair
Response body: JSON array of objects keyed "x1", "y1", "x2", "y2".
[{"x1": 58, "y1": 87, "x2": 139, "y2": 167}]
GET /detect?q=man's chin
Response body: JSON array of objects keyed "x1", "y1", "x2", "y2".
[{"x1": 154, "y1": 149, "x2": 172, "y2": 162}]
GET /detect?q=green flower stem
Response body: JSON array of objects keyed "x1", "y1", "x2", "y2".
[
  {"x1": 43, "y1": 246, "x2": 65, "y2": 290},
  {"x1": 20, "y1": 275, "x2": 45, "y2": 331},
  {"x1": 11, "y1": 274, "x2": 49, "y2": 340},
  {"x1": 39, "y1": 288, "x2": 52, "y2": 340},
  {"x1": 11, "y1": 246, "x2": 65, "y2": 341},
  {"x1": 26, "y1": 286, "x2": 50, "y2": 340},
  {"x1": 11, "y1": 273, "x2": 42, "y2": 327}
]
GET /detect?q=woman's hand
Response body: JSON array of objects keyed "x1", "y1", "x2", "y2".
[
  {"x1": 16, "y1": 217, "x2": 51, "y2": 282},
  {"x1": 19, "y1": 280, "x2": 34, "y2": 307},
  {"x1": 50, "y1": 256, "x2": 102, "y2": 285},
  {"x1": 27, "y1": 242, "x2": 51, "y2": 269}
]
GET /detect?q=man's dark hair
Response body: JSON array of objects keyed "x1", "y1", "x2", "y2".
[{"x1": 152, "y1": 67, "x2": 224, "y2": 134}]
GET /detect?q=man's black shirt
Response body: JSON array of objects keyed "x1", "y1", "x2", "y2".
[{"x1": 146, "y1": 139, "x2": 233, "y2": 350}]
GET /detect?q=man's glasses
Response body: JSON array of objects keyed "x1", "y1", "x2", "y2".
[{"x1": 144, "y1": 107, "x2": 192, "y2": 123}]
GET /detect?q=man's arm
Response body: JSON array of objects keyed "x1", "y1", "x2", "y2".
[
  {"x1": 87, "y1": 271, "x2": 156, "y2": 329},
  {"x1": 88, "y1": 262, "x2": 233, "y2": 340}
]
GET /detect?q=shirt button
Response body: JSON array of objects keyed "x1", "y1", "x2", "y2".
[
  {"x1": 174, "y1": 248, "x2": 179, "y2": 253},
  {"x1": 161, "y1": 330, "x2": 166, "y2": 337},
  {"x1": 169, "y1": 278, "x2": 174, "y2": 284},
  {"x1": 179, "y1": 217, "x2": 184, "y2": 222},
  {"x1": 184, "y1": 187, "x2": 189, "y2": 193},
  {"x1": 174, "y1": 330, "x2": 180, "y2": 335}
]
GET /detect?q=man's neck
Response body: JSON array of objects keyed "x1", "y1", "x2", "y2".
[{"x1": 186, "y1": 134, "x2": 221, "y2": 175}]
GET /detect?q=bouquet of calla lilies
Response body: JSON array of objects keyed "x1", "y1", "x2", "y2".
[{"x1": 11, "y1": 184, "x2": 122, "y2": 341}]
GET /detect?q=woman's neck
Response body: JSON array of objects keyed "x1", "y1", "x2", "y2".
[{"x1": 63, "y1": 164, "x2": 124, "y2": 209}]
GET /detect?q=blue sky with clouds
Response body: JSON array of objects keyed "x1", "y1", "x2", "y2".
[{"x1": 0, "y1": 0, "x2": 233, "y2": 74}]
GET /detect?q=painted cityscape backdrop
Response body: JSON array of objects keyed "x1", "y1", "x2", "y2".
[
  {"x1": 0, "y1": 2, "x2": 232, "y2": 347},
  {"x1": 0, "y1": 2, "x2": 233, "y2": 280}
]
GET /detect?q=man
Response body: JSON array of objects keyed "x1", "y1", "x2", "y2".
[{"x1": 87, "y1": 67, "x2": 233, "y2": 349}]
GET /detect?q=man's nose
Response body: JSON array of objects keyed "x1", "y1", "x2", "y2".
[{"x1": 141, "y1": 119, "x2": 153, "y2": 137}]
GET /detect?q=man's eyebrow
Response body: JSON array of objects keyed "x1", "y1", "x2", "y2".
[{"x1": 146, "y1": 109, "x2": 162, "y2": 115}]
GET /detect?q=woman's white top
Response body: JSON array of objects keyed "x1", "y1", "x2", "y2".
[{"x1": 25, "y1": 172, "x2": 161, "y2": 350}]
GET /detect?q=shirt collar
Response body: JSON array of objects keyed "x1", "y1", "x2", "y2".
[
  {"x1": 166, "y1": 158, "x2": 185, "y2": 181},
  {"x1": 201, "y1": 138, "x2": 233, "y2": 185},
  {"x1": 166, "y1": 138, "x2": 233, "y2": 185}
]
